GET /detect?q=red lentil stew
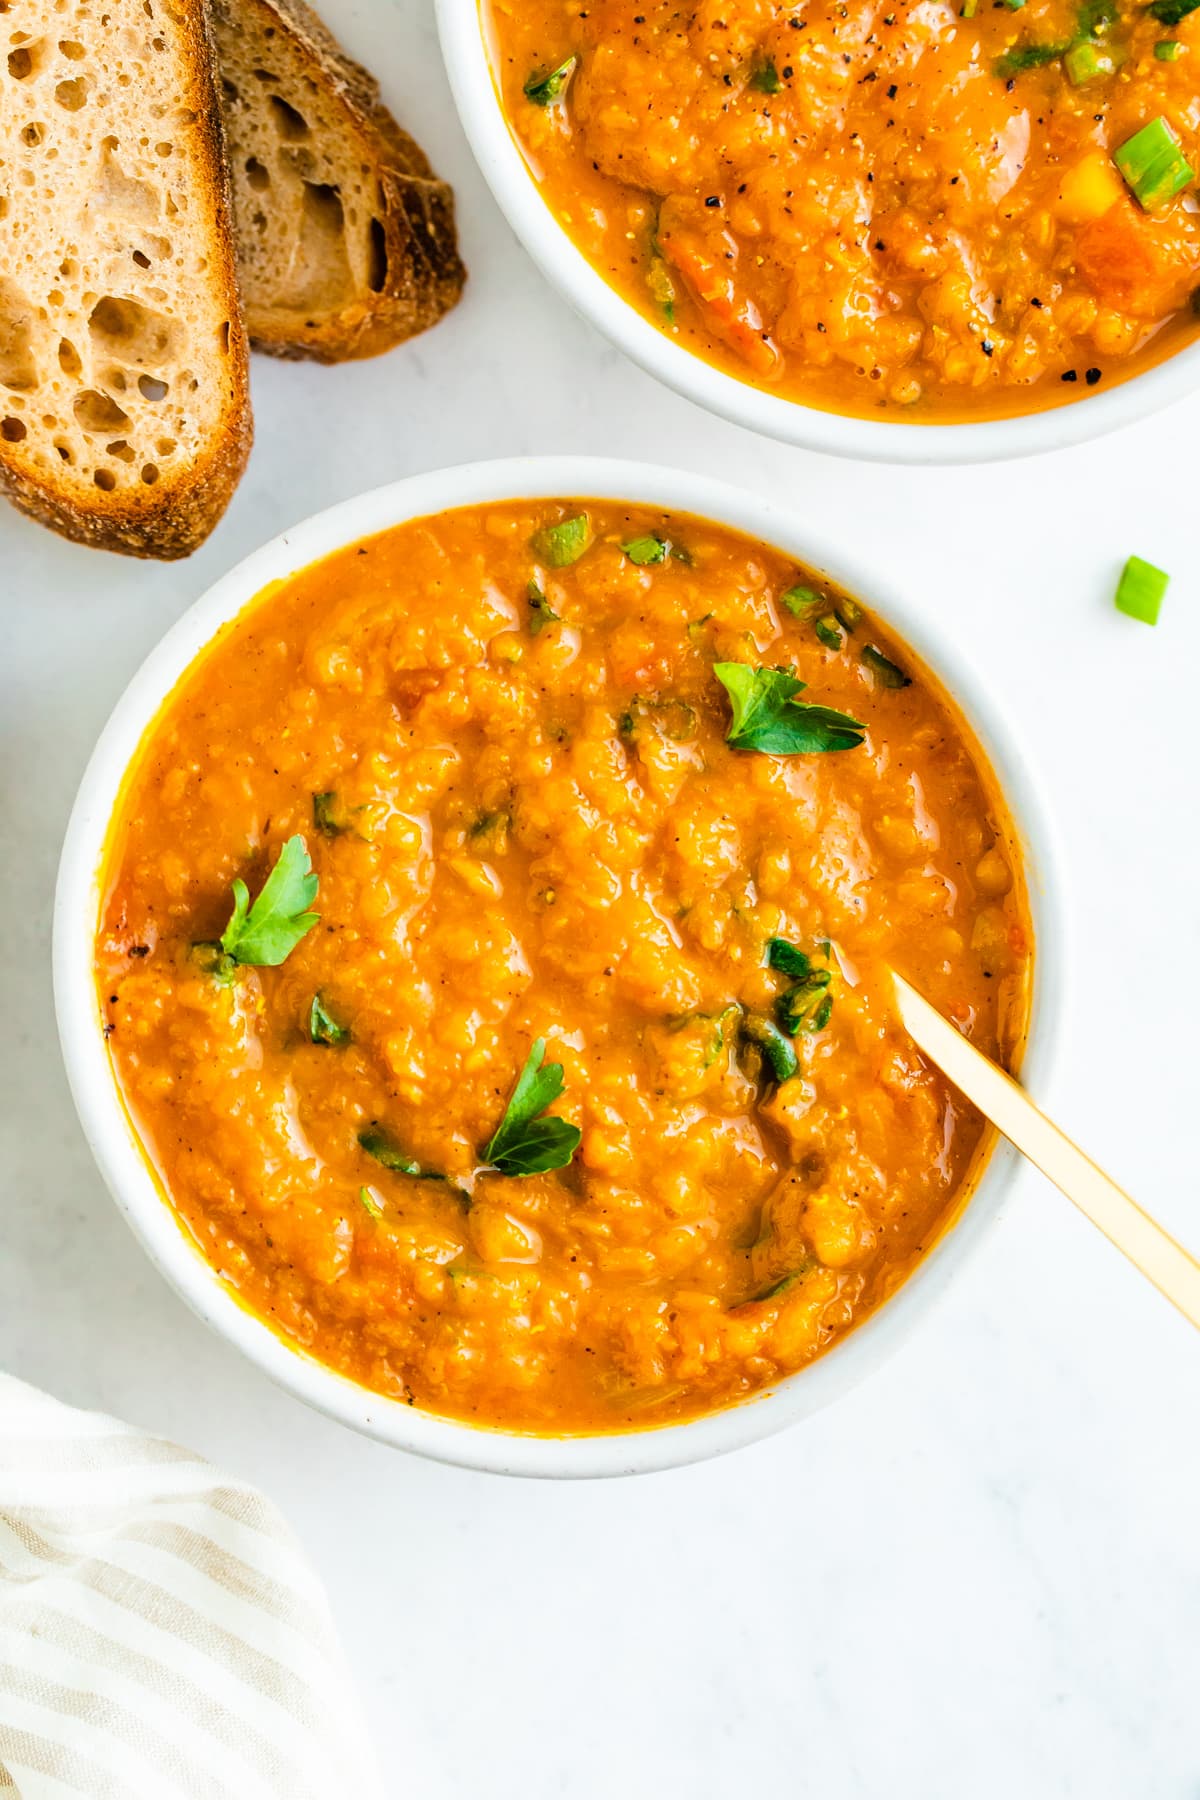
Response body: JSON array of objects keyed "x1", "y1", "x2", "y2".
[
  {"x1": 97, "y1": 501, "x2": 1032, "y2": 1434},
  {"x1": 486, "y1": 0, "x2": 1200, "y2": 421}
]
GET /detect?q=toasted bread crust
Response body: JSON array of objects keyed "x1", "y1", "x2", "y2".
[
  {"x1": 213, "y1": 0, "x2": 465, "y2": 363},
  {"x1": 0, "y1": 0, "x2": 252, "y2": 559}
]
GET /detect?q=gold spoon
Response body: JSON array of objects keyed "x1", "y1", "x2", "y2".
[{"x1": 891, "y1": 970, "x2": 1200, "y2": 1331}]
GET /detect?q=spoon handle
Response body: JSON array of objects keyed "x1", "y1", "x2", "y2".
[{"x1": 892, "y1": 971, "x2": 1200, "y2": 1331}]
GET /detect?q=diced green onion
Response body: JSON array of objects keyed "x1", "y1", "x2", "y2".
[
  {"x1": 814, "y1": 615, "x2": 843, "y2": 650},
  {"x1": 1149, "y1": 0, "x2": 1200, "y2": 25},
  {"x1": 767, "y1": 937, "x2": 812, "y2": 978},
  {"x1": 833, "y1": 596, "x2": 862, "y2": 631},
  {"x1": 523, "y1": 56, "x2": 577, "y2": 106},
  {"x1": 1064, "y1": 40, "x2": 1114, "y2": 81},
  {"x1": 532, "y1": 513, "x2": 592, "y2": 566},
  {"x1": 1114, "y1": 554, "x2": 1169, "y2": 625},
  {"x1": 961, "y1": 0, "x2": 978, "y2": 17},
  {"x1": 1155, "y1": 37, "x2": 1184, "y2": 56},
  {"x1": 1003, "y1": 0, "x2": 1026, "y2": 11},
  {"x1": 1114, "y1": 117, "x2": 1195, "y2": 211},
  {"x1": 861, "y1": 643, "x2": 912, "y2": 687},
  {"x1": 739, "y1": 1014, "x2": 799, "y2": 1083},
  {"x1": 621, "y1": 533, "x2": 668, "y2": 565},
  {"x1": 781, "y1": 584, "x2": 820, "y2": 616}
]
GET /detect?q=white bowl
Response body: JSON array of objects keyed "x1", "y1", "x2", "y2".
[
  {"x1": 437, "y1": 0, "x2": 1200, "y2": 463},
  {"x1": 55, "y1": 456, "x2": 1065, "y2": 1477}
]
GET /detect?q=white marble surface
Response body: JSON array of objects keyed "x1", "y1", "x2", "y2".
[{"x1": 2, "y1": 2, "x2": 1199, "y2": 1793}]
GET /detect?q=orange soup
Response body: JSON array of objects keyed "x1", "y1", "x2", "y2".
[
  {"x1": 97, "y1": 501, "x2": 1032, "y2": 1433},
  {"x1": 487, "y1": 0, "x2": 1200, "y2": 421}
]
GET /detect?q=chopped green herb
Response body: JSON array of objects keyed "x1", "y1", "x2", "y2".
[
  {"x1": 669, "y1": 1004, "x2": 741, "y2": 1072},
  {"x1": 189, "y1": 941, "x2": 237, "y2": 985},
  {"x1": 359, "y1": 1186, "x2": 383, "y2": 1220},
  {"x1": 1155, "y1": 37, "x2": 1184, "y2": 55},
  {"x1": 1064, "y1": 39, "x2": 1114, "y2": 80},
  {"x1": 219, "y1": 836, "x2": 319, "y2": 969},
  {"x1": 309, "y1": 993, "x2": 349, "y2": 1046},
  {"x1": 527, "y1": 579, "x2": 560, "y2": 634},
  {"x1": 523, "y1": 55, "x2": 577, "y2": 106},
  {"x1": 781, "y1": 584, "x2": 820, "y2": 616},
  {"x1": 814, "y1": 614, "x2": 844, "y2": 650},
  {"x1": 312, "y1": 791, "x2": 345, "y2": 837},
  {"x1": 1078, "y1": 0, "x2": 1117, "y2": 32},
  {"x1": 621, "y1": 533, "x2": 668, "y2": 565},
  {"x1": 1004, "y1": 0, "x2": 1026, "y2": 8},
  {"x1": 671, "y1": 542, "x2": 694, "y2": 566},
  {"x1": 766, "y1": 937, "x2": 812, "y2": 979},
  {"x1": 1114, "y1": 117, "x2": 1194, "y2": 211},
  {"x1": 484, "y1": 1038, "x2": 582, "y2": 1176},
  {"x1": 739, "y1": 1013, "x2": 799, "y2": 1084},
  {"x1": 961, "y1": 0, "x2": 978, "y2": 17},
  {"x1": 620, "y1": 695, "x2": 697, "y2": 743},
  {"x1": 732, "y1": 1268, "x2": 811, "y2": 1309},
  {"x1": 776, "y1": 970, "x2": 833, "y2": 1036},
  {"x1": 861, "y1": 643, "x2": 912, "y2": 688},
  {"x1": 750, "y1": 58, "x2": 781, "y2": 92},
  {"x1": 833, "y1": 596, "x2": 863, "y2": 631},
  {"x1": 646, "y1": 251, "x2": 677, "y2": 324},
  {"x1": 358, "y1": 1128, "x2": 422, "y2": 1176},
  {"x1": 1149, "y1": 0, "x2": 1199, "y2": 23},
  {"x1": 1114, "y1": 554, "x2": 1169, "y2": 625},
  {"x1": 531, "y1": 513, "x2": 593, "y2": 567},
  {"x1": 994, "y1": 38, "x2": 1069, "y2": 76},
  {"x1": 714, "y1": 662, "x2": 864, "y2": 754}
]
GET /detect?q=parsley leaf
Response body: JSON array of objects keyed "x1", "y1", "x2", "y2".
[
  {"x1": 713, "y1": 663, "x2": 865, "y2": 754},
  {"x1": 219, "y1": 836, "x2": 319, "y2": 968},
  {"x1": 309, "y1": 993, "x2": 349, "y2": 1045},
  {"x1": 524, "y1": 55, "x2": 578, "y2": 105},
  {"x1": 531, "y1": 513, "x2": 592, "y2": 566},
  {"x1": 484, "y1": 1038, "x2": 582, "y2": 1176}
]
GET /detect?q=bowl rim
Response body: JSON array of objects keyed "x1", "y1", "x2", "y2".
[
  {"x1": 54, "y1": 455, "x2": 1067, "y2": 1478},
  {"x1": 435, "y1": 0, "x2": 1200, "y2": 465}
]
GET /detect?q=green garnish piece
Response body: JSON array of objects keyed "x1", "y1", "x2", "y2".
[
  {"x1": 671, "y1": 542, "x2": 694, "y2": 566},
  {"x1": 646, "y1": 251, "x2": 677, "y2": 324},
  {"x1": 219, "y1": 836, "x2": 319, "y2": 969},
  {"x1": 359, "y1": 1186, "x2": 384, "y2": 1220},
  {"x1": 714, "y1": 663, "x2": 864, "y2": 754},
  {"x1": 739, "y1": 1013, "x2": 799, "y2": 1083},
  {"x1": 1114, "y1": 117, "x2": 1194, "y2": 210},
  {"x1": 1149, "y1": 0, "x2": 1199, "y2": 24},
  {"x1": 1064, "y1": 39, "x2": 1114, "y2": 80},
  {"x1": 309, "y1": 993, "x2": 349, "y2": 1046},
  {"x1": 620, "y1": 695, "x2": 697, "y2": 743},
  {"x1": 1114, "y1": 554, "x2": 1169, "y2": 625},
  {"x1": 1155, "y1": 37, "x2": 1184, "y2": 55},
  {"x1": 961, "y1": 0, "x2": 978, "y2": 16},
  {"x1": 766, "y1": 937, "x2": 812, "y2": 979},
  {"x1": 776, "y1": 970, "x2": 833, "y2": 1036},
  {"x1": 861, "y1": 643, "x2": 912, "y2": 688},
  {"x1": 622, "y1": 533, "x2": 668, "y2": 565},
  {"x1": 732, "y1": 1269, "x2": 810, "y2": 1309},
  {"x1": 483, "y1": 1038, "x2": 582, "y2": 1176},
  {"x1": 781, "y1": 584, "x2": 820, "y2": 616},
  {"x1": 814, "y1": 615, "x2": 844, "y2": 650},
  {"x1": 1004, "y1": 0, "x2": 1026, "y2": 9},
  {"x1": 312, "y1": 791, "x2": 345, "y2": 837},
  {"x1": 833, "y1": 596, "x2": 862, "y2": 631},
  {"x1": 994, "y1": 39, "x2": 1069, "y2": 76},
  {"x1": 523, "y1": 55, "x2": 577, "y2": 106},
  {"x1": 358, "y1": 1128, "x2": 422, "y2": 1175},
  {"x1": 528, "y1": 579, "x2": 560, "y2": 634},
  {"x1": 189, "y1": 941, "x2": 237, "y2": 985},
  {"x1": 750, "y1": 58, "x2": 781, "y2": 92},
  {"x1": 532, "y1": 513, "x2": 593, "y2": 567},
  {"x1": 1078, "y1": 0, "x2": 1117, "y2": 32}
]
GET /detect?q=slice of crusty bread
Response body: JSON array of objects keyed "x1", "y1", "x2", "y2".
[
  {"x1": 0, "y1": 0, "x2": 251, "y2": 558},
  {"x1": 211, "y1": 0, "x2": 465, "y2": 362}
]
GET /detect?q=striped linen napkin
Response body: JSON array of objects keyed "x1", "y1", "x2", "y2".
[{"x1": 0, "y1": 1372, "x2": 381, "y2": 1799}]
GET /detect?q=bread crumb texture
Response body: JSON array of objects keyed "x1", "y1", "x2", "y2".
[{"x1": 0, "y1": 0, "x2": 250, "y2": 554}]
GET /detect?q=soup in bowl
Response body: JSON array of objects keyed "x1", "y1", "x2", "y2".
[
  {"x1": 55, "y1": 459, "x2": 1060, "y2": 1475},
  {"x1": 441, "y1": 0, "x2": 1200, "y2": 457}
]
